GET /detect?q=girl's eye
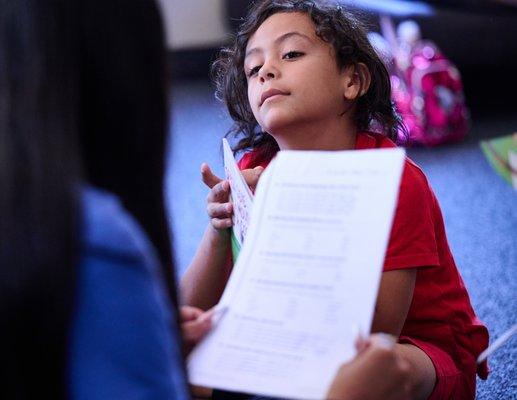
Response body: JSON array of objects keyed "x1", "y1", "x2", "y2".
[
  {"x1": 283, "y1": 51, "x2": 304, "y2": 60},
  {"x1": 248, "y1": 65, "x2": 261, "y2": 77}
]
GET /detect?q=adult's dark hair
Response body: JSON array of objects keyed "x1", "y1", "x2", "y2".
[
  {"x1": 212, "y1": 0, "x2": 404, "y2": 156},
  {"x1": 0, "y1": 0, "x2": 81, "y2": 398},
  {"x1": 0, "y1": 0, "x2": 179, "y2": 398},
  {"x1": 79, "y1": 0, "x2": 176, "y2": 286}
]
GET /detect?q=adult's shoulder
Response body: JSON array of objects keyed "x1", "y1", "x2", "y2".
[
  {"x1": 81, "y1": 186, "x2": 152, "y2": 260},
  {"x1": 72, "y1": 186, "x2": 188, "y2": 399}
]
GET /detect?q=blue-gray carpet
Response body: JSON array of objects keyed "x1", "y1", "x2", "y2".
[{"x1": 167, "y1": 79, "x2": 516, "y2": 399}]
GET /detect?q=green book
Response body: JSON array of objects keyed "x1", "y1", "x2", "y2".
[{"x1": 480, "y1": 133, "x2": 517, "y2": 189}]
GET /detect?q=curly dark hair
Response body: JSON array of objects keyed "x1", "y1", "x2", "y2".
[{"x1": 212, "y1": 0, "x2": 404, "y2": 155}]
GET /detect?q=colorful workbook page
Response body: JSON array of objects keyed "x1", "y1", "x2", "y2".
[{"x1": 222, "y1": 138, "x2": 254, "y2": 260}]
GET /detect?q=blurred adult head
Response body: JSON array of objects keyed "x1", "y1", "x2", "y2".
[{"x1": 0, "y1": 0, "x2": 176, "y2": 398}]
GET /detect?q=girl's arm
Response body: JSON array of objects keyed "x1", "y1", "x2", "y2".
[
  {"x1": 371, "y1": 269, "x2": 436, "y2": 400},
  {"x1": 181, "y1": 171, "x2": 233, "y2": 310},
  {"x1": 180, "y1": 164, "x2": 263, "y2": 310},
  {"x1": 181, "y1": 223, "x2": 233, "y2": 310},
  {"x1": 371, "y1": 269, "x2": 416, "y2": 336}
]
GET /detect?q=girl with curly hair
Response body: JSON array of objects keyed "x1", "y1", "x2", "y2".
[{"x1": 182, "y1": 1, "x2": 488, "y2": 399}]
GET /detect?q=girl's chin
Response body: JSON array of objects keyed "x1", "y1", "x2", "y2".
[{"x1": 260, "y1": 117, "x2": 298, "y2": 136}]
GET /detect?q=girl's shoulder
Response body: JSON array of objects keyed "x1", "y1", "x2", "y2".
[
  {"x1": 357, "y1": 131, "x2": 397, "y2": 150},
  {"x1": 237, "y1": 144, "x2": 276, "y2": 170},
  {"x1": 358, "y1": 131, "x2": 429, "y2": 182}
]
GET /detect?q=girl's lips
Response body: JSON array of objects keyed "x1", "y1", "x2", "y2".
[{"x1": 260, "y1": 88, "x2": 289, "y2": 106}]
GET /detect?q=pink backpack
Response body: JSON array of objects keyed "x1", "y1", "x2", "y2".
[{"x1": 372, "y1": 18, "x2": 469, "y2": 146}]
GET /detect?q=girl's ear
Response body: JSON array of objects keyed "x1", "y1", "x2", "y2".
[{"x1": 343, "y1": 63, "x2": 371, "y2": 101}]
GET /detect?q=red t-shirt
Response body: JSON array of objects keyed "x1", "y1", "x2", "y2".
[{"x1": 237, "y1": 132, "x2": 489, "y2": 379}]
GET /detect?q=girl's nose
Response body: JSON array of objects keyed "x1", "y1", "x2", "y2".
[
  {"x1": 259, "y1": 71, "x2": 275, "y2": 82},
  {"x1": 258, "y1": 62, "x2": 278, "y2": 82}
]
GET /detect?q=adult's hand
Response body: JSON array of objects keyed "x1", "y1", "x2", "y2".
[
  {"x1": 327, "y1": 334, "x2": 412, "y2": 400},
  {"x1": 180, "y1": 305, "x2": 214, "y2": 355}
]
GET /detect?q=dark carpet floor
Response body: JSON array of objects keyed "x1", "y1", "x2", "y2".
[{"x1": 167, "y1": 79, "x2": 516, "y2": 399}]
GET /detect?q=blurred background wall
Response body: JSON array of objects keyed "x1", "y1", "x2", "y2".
[{"x1": 156, "y1": 0, "x2": 228, "y2": 50}]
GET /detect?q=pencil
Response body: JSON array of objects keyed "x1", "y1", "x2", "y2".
[{"x1": 477, "y1": 323, "x2": 517, "y2": 364}]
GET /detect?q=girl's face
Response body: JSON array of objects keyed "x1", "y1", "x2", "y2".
[{"x1": 244, "y1": 12, "x2": 350, "y2": 136}]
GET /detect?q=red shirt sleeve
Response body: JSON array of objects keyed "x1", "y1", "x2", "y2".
[
  {"x1": 237, "y1": 152, "x2": 253, "y2": 170},
  {"x1": 384, "y1": 159, "x2": 440, "y2": 271},
  {"x1": 237, "y1": 147, "x2": 273, "y2": 170}
]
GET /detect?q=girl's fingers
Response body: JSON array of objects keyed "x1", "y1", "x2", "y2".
[
  {"x1": 206, "y1": 202, "x2": 233, "y2": 219},
  {"x1": 201, "y1": 163, "x2": 222, "y2": 189},
  {"x1": 206, "y1": 180, "x2": 230, "y2": 203},
  {"x1": 211, "y1": 218, "x2": 232, "y2": 230},
  {"x1": 241, "y1": 166, "x2": 264, "y2": 190},
  {"x1": 204, "y1": 175, "x2": 232, "y2": 231}
]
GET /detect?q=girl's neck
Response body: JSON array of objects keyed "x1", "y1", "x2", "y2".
[{"x1": 271, "y1": 118, "x2": 358, "y2": 151}]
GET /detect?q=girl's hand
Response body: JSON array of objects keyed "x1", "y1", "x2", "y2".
[
  {"x1": 241, "y1": 166, "x2": 264, "y2": 192},
  {"x1": 180, "y1": 305, "x2": 215, "y2": 355},
  {"x1": 326, "y1": 334, "x2": 412, "y2": 400},
  {"x1": 201, "y1": 163, "x2": 264, "y2": 231},
  {"x1": 201, "y1": 163, "x2": 232, "y2": 231},
  {"x1": 201, "y1": 163, "x2": 264, "y2": 191},
  {"x1": 201, "y1": 163, "x2": 223, "y2": 189}
]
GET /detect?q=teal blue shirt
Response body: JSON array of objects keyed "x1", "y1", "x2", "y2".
[{"x1": 68, "y1": 187, "x2": 188, "y2": 399}]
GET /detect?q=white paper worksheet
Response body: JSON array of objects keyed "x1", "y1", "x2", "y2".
[{"x1": 188, "y1": 148, "x2": 406, "y2": 400}]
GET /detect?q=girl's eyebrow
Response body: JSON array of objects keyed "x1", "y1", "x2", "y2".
[{"x1": 245, "y1": 31, "x2": 312, "y2": 58}]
